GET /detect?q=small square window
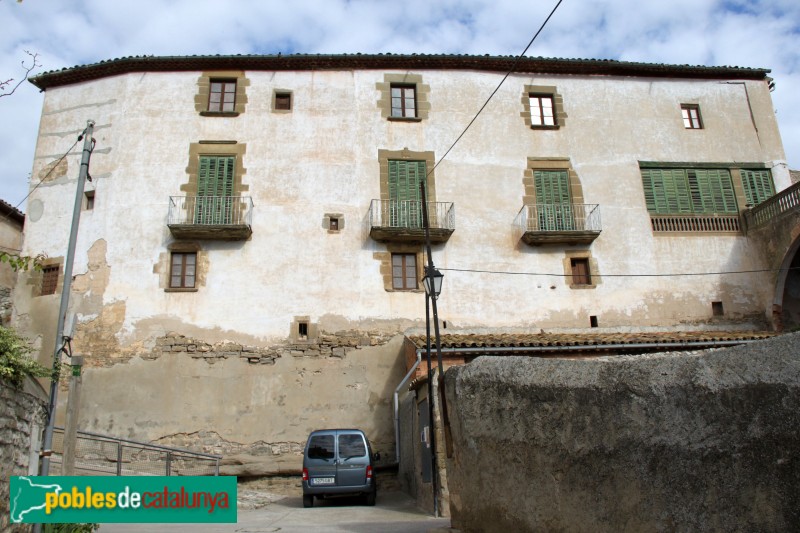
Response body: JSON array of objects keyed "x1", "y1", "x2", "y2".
[
  {"x1": 275, "y1": 92, "x2": 292, "y2": 111},
  {"x1": 530, "y1": 94, "x2": 556, "y2": 127},
  {"x1": 84, "y1": 190, "x2": 95, "y2": 211},
  {"x1": 208, "y1": 80, "x2": 236, "y2": 112},
  {"x1": 391, "y1": 84, "x2": 416, "y2": 118},
  {"x1": 712, "y1": 301, "x2": 724, "y2": 316},
  {"x1": 329, "y1": 217, "x2": 339, "y2": 231},
  {"x1": 392, "y1": 253, "x2": 417, "y2": 290},
  {"x1": 570, "y1": 258, "x2": 591, "y2": 286},
  {"x1": 170, "y1": 252, "x2": 197, "y2": 289},
  {"x1": 681, "y1": 104, "x2": 703, "y2": 129},
  {"x1": 40, "y1": 265, "x2": 59, "y2": 296}
]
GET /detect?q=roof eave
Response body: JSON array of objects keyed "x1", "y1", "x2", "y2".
[{"x1": 28, "y1": 54, "x2": 771, "y2": 91}]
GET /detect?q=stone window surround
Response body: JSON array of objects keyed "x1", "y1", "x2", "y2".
[
  {"x1": 374, "y1": 245, "x2": 425, "y2": 293},
  {"x1": 522, "y1": 158, "x2": 585, "y2": 205},
  {"x1": 323, "y1": 213, "x2": 344, "y2": 233},
  {"x1": 273, "y1": 89, "x2": 293, "y2": 113},
  {"x1": 30, "y1": 257, "x2": 64, "y2": 297},
  {"x1": 376, "y1": 73, "x2": 431, "y2": 121},
  {"x1": 563, "y1": 250, "x2": 600, "y2": 289},
  {"x1": 195, "y1": 71, "x2": 250, "y2": 116},
  {"x1": 160, "y1": 242, "x2": 206, "y2": 293},
  {"x1": 183, "y1": 140, "x2": 249, "y2": 200},
  {"x1": 521, "y1": 85, "x2": 566, "y2": 129},
  {"x1": 378, "y1": 148, "x2": 437, "y2": 202},
  {"x1": 290, "y1": 315, "x2": 319, "y2": 343}
]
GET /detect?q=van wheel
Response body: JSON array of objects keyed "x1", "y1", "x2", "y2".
[
  {"x1": 303, "y1": 495, "x2": 313, "y2": 508},
  {"x1": 365, "y1": 490, "x2": 376, "y2": 506}
]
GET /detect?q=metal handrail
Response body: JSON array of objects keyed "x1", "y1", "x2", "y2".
[
  {"x1": 514, "y1": 203, "x2": 601, "y2": 233},
  {"x1": 51, "y1": 426, "x2": 221, "y2": 476},
  {"x1": 168, "y1": 195, "x2": 253, "y2": 227},
  {"x1": 743, "y1": 181, "x2": 800, "y2": 230},
  {"x1": 369, "y1": 199, "x2": 455, "y2": 230}
]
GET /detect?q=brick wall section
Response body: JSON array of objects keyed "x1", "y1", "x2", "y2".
[
  {"x1": 0, "y1": 378, "x2": 47, "y2": 533},
  {"x1": 148, "y1": 330, "x2": 395, "y2": 365}
]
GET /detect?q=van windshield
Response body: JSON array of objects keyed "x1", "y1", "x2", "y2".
[
  {"x1": 308, "y1": 435, "x2": 335, "y2": 460},
  {"x1": 338, "y1": 433, "x2": 367, "y2": 460}
]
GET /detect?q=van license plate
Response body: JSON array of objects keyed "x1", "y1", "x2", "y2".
[{"x1": 312, "y1": 477, "x2": 334, "y2": 485}]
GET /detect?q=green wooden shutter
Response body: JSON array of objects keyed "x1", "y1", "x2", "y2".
[
  {"x1": 688, "y1": 169, "x2": 737, "y2": 214},
  {"x1": 641, "y1": 169, "x2": 692, "y2": 214},
  {"x1": 388, "y1": 160, "x2": 426, "y2": 228},
  {"x1": 534, "y1": 170, "x2": 573, "y2": 230},
  {"x1": 196, "y1": 156, "x2": 235, "y2": 224},
  {"x1": 741, "y1": 169, "x2": 775, "y2": 206}
]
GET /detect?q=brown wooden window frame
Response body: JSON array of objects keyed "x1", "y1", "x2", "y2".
[
  {"x1": 392, "y1": 252, "x2": 418, "y2": 290},
  {"x1": 170, "y1": 252, "x2": 197, "y2": 289},
  {"x1": 390, "y1": 84, "x2": 417, "y2": 119},
  {"x1": 681, "y1": 104, "x2": 703, "y2": 129},
  {"x1": 529, "y1": 94, "x2": 556, "y2": 127},
  {"x1": 208, "y1": 79, "x2": 237, "y2": 113},
  {"x1": 274, "y1": 92, "x2": 292, "y2": 111},
  {"x1": 570, "y1": 258, "x2": 592, "y2": 286},
  {"x1": 40, "y1": 265, "x2": 59, "y2": 296}
]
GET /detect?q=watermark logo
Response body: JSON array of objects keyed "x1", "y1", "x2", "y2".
[{"x1": 10, "y1": 476, "x2": 237, "y2": 524}]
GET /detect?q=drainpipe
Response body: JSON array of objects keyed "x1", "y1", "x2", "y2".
[{"x1": 393, "y1": 349, "x2": 422, "y2": 464}]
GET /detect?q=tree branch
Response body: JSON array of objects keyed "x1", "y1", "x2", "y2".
[{"x1": 0, "y1": 50, "x2": 40, "y2": 98}]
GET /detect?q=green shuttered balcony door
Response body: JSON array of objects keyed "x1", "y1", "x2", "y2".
[{"x1": 195, "y1": 156, "x2": 235, "y2": 225}]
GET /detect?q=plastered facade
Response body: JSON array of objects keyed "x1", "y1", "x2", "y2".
[{"x1": 13, "y1": 57, "x2": 792, "y2": 462}]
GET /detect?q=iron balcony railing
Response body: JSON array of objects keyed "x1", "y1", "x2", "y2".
[
  {"x1": 51, "y1": 426, "x2": 221, "y2": 476},
  {"x1": 743, "y1": 181, "x2": 800, "y2": 230},
  {"x1": 369, "y1": 199, "x2": 455, "y2": 230},
  {"x1": 514, "y1": 203, "x2": 601, "y2": 233},
  {"x1": 168, "y1": 195, "x2": 253, "y2": 227}
]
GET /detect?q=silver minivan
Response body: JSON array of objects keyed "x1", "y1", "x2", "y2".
[{"x1": 302, "y1": 428, "x2": 379, "y2": 507}]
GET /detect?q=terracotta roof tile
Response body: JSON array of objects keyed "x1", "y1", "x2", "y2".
[
  {"x1": 29, "y1": 53, "x2": 771, "y2": 90},
  {"x1": 406, "y1": 331, "x2": 776, "y2": 354}
]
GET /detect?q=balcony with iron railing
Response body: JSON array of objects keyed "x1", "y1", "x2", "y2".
[
  {"x1": 168, "y1": 196, "x2": 253, "y2": 240},
  {"x1": 369, "y1": 199, "x2": 455, "y2": 243},
  {"x1": 514, "y1": 203, "x2": 601, "y2": 245}
]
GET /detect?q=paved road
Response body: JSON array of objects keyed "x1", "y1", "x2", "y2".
[{"x1": 99, "y1": 491, "x2": 452, "y2": 533}]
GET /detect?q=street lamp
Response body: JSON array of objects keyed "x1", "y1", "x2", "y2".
[{"x1": 422, "y1": 266, "x2": 444, "y2": 300}]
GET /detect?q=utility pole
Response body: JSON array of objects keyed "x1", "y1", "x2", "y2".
[
  {"x1": 40, "y1": 120, "x2": 95, "y2": 477},
  {"x1": 61, "y1": 355, "x2": 83, "y2": 475}
]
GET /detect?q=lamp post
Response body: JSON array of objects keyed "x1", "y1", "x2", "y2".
[{"x1": 420, "y1": 181, "x2": 445, "y2": 516}]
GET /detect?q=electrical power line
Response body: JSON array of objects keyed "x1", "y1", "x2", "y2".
[
  {"x1": 0, "y1": 129, "x2": 87, "y2": 231},
  {"x1": 428, "y1": 0, "x2": 565, "y2": 177},
  {"x1": 441, "y1": 266, "x2": 800, "y2": 278}
]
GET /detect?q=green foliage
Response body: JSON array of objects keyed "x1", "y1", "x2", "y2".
[
  {"x1": 0, "y1": 251, "x2": 44, "y2": 272},
  {"x1": 0, "y1": 325, "x2": 50, "y2": 388}
]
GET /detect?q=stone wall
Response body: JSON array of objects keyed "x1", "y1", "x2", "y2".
[
  {"x1": 147, "y1": 330, "x2": 395, "y2": 365},
  {"x1": 1, "y1": 377, "x2": 47, "y2": 533},
  {"x1": 443, "y1": 333, "x2": 800, "y2": 532}
]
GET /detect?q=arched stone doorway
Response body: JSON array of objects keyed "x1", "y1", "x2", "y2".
[{"x1": 775, "y1": 237, "x2": 800, "y2": 332}]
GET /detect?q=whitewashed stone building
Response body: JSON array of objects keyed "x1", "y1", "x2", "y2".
[{"x1": 14, "y1": 54, "x2": 796, "y2": 465}]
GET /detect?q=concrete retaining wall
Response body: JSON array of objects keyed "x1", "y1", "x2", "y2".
[{"x1": 444, "y1": 333, "x2": 800, "y2": 532}]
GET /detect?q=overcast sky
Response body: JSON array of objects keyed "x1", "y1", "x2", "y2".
[{"x1": 1, "y1": 0, "x2": 798, "y2": 212}]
